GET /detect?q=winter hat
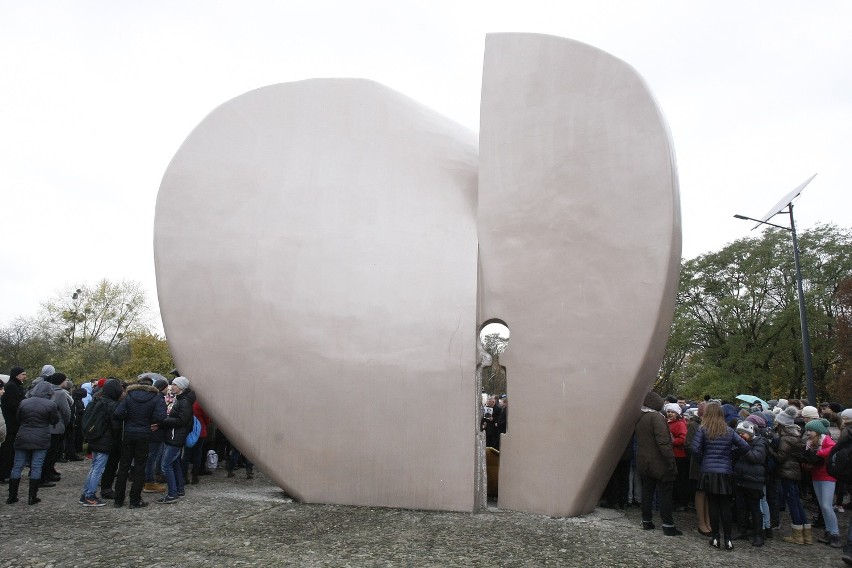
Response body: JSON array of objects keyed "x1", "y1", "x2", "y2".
[
  {"x1": 172, "y1": 376, "x2": 190, "y2": 391},
  {"x1": 96, "y1": 378, "x2": 107, "y2": 389},
  {"x1": 801, "y1": 406, "x2": 820, "y2": 420},
  {"x1": 736, "y1": 421, "x2": 755, "y2": 436},
  {"x1": 805, "y1": 419, "x2": 829, "y2": 435},
  {"x1": 47, "y1": 372, "x2": 67, "y2": 386},
  {"x1": 829, "y1": 402, "x2": 845, "y2": 414},
  {"x1": 773, "y1": 407, "x2": 782, "y2": 415},
  {"x1": 39, "y1": 364, "x2": 55, "y2": 378},
  {"x1": 663, "y1": 403, "x2": 682, "y2": 415},
  {"x1": 776, "y1": 411, "x2": 795, "y2": 427},
  {"x1": 777, "y1": 398, "x2": 789, "y2": 410},
  {"x1": 841, "y1": 409, "x2": 852, "y2": 423},
  {"x1": 746, "y1": 414, "x2": 766, "y2": 428},
  {"x1": 643, "y1": 391, "x2": 664, "y2": 412},
  {"x1": 767, "y1": 399, "x2": 778, "y2": 410},
  {"x1": 153, "y1": 378, "x2": 168, "y2": 392},
  {"x1": 9, "y1": 366, "x2": 25, "y2": 380}
]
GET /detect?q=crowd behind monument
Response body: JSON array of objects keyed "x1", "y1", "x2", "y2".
[
  {"x1": 622, "y1": 391, "x2": 852, "y2": 565},
  {"x1": 0, "y1": 365, "x2": 253, "y2": 510}
]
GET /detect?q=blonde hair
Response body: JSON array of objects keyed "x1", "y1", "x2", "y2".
[{"x1": 700, "y1": 402, "x2": 729, "y2": 439}]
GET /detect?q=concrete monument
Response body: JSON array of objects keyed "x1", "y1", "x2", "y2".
[{"x1": 154, "y1": 33, "x2": 680, "y2": 516}]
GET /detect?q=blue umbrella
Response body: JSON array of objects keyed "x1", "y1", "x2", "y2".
[{"x1": 736, "y1": 394, "x2": 769, "y2": 411}]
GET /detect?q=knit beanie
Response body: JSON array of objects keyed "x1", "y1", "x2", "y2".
[
  {"x1": 172, "y1": 376, "x2": 190, "y2": 391},
  {"x1": 777, "y1": 398, "x2": 789, "y2": 410},
  {"x1": 39, "y1": 364, "x2": 55, "y2": 378},
  {"x1": 829, "y1": 402, "x2": 845, "y2": 414},
  {"x1": 47, "y1": 372, "x2": 67, "y2": 386},
  {"x1": 841, "y1": 409, "x2": 852, "y2": 422},
  {"x1": 805, "y1": 419, "x2": 829, "y2": 435},
  {"x1": 643, "y1": 391, "x2": 664, "y2": 412},
  {"x1": 801, "y1": 406, "x2": 820, "y2": 420},
  {"x1": 785, "y1": 406, "x2": 798, "y2": 419},
  {"x1": 746, "y1": 413, "x2": 766, "y2": 428},
  {"x1": 9, "y1": 367, "x2": 25, "y2": 380},
  {"x1": 776, "y1": 411, "x2": 794, "y2": 427},
  {"x1": 153, "y1": 378, "x2": 168, "y2": 392},
  {"x1": 737, "y1": 421, "x2": 755, "y2": 436},
  {"x1": 663, "y1": 403, "x2": 682, "y2": 415}
]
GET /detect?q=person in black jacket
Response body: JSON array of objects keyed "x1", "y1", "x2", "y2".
[
  {"x1": 157, "y1": 376, "x2": 195, "y2": 504},
  {"x1": 0, "y1": 367, "x2": 27, "y2": 481},
  {"x1": 7, "y1": 381, "x2": 59, "y2": 505},
  {"x1": 79, "y1": 379, "x2": 123, "y2": 506},
  {"x1": 732, "y1": 421, "x2": 768, "y2": 547},
  {"x1": 113, "y1": 383, "x2": 167, "y2": 508}
]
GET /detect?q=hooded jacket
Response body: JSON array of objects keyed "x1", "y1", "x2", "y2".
[
  {"x1": 161, "y1": 388, "x2": 196, "y2": 447},
  {"x1": 14, "y1": 381, "x2": 59, "y2": 451},
  {"x1": 84, "y1": 379, "x2": 124, "y2": 453},
  {"x1": 114, "y1": 384, "x2": 167, "y2": 438},
  {"x1": 47, "y1": 382, "x2": 72, "y2": 435},
  {"x1": 771, "y1": 424, "x2": 804, "y2": 481},
  {"x1": 1, "y1": 373, "x2": 26, "y2": 434},
  {"x1": 635, "y1": 392, "x2": 677, "y2": 481}
]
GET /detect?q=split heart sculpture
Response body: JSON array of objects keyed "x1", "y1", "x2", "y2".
[{"x1": 154, "y1": 33, "x2": 680, "y2": 516}]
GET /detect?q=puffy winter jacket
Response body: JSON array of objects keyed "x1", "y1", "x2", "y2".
[
  {"x1": 771, "y1": 425, "x2": 804, "y2": 481},
  {"x1": 1, "y1": 375, "x2": 25, "y2": 434},
  {"x1": 692, "y1": 426, "x2": 750, "y2": 474},
  {"x1": 114, "y1": 384, "x2": 167, "y2": 439},
  {"x1": 48, "y1": 384, "x2": 72, "y2": 435},
  {"x1": 809, "y1": 434, "x2": 836, "y2": 482},
  {"x1": 162, "y1": 388, "x2": 196, "y2": 447},
  {"x1": 14, "y1": 381, "x2": 59, "y2": 451},
  {"x1": 668, "y1": 417, "x2": 687, "y2": 459},
  {"x1": 733, "y1": 436, "x2": 768, "y2": 490},
  {"x1": 86, "y1": 379, "x2": 124, "y2": 453}
]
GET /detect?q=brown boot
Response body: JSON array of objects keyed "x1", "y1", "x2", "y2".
[
  {"x1": 782, "y1": 525, "x2": 804, "y2": 545},
  {"x1": 802, "y1": 524, "x2": 814, "y2": 545}
]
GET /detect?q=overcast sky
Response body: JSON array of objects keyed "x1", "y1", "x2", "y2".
[{"x1": 2, "y1": 1, "x2": 850, "y2": 330}]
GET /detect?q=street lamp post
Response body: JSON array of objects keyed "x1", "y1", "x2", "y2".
[{"x1": 733, "y1": 174, "x2": 817, "y2": 404}]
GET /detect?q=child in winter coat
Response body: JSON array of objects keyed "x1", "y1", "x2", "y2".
[{"x1": 732, "y1": 421, "x2": 768, "y2": 547}]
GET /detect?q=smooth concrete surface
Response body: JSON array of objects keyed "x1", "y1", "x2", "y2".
[
  {"x1": 155, "y1": 79, "x2": 480, "y2": 511},
  {"x1": 155, "y1": 33, "x2": 681, "y2": 516},
  {"x1": 478, "y1": 33, "x2": 681, "y2": 517}
]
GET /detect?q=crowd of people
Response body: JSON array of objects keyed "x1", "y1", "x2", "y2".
[
  {"x1": 611, "y1": 392, "x2": 852, "y2": 565},
  {"x1": 0, "y1": 364, "x2": 254, "y2": 509}
]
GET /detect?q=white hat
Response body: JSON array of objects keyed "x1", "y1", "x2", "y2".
[{"x1": 663, "y1": 403, "x2": 682, "y2": 415}]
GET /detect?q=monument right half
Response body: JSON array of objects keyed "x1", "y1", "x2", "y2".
[{"x1": 478, "y1": 33, "x2": 681, "y2": 517}]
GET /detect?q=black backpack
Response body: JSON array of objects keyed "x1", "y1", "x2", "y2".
[
  {"x1": 82, "y1": 398, "x2": 111, "y2": 442},
  {"x1": 827, "y1": 439, "x2": 852, "y2": 483}
]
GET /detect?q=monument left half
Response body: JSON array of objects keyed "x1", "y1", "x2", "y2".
[{"x1": 154, "y1": 79, "x2": 481, "y2": 511}]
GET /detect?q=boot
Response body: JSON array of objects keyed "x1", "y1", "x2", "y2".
[
  {"x1": 764, "y1": 527, "x2": 773, "y2": 539},
  {"x1": 841, "y1": 542, "x2": 852, "y2": 565},
  {"x1": 641, "y1": 520, "x2": 655, "y2": 530},
  {"x1": 6, "y1": 478, "x2": 20, "y2": 504},
  {"x1": 818, "y1": 529, "x2": 831, "y2": 544},
  {"x1": 191, "y1": 473, "x2": 199, "y2": 485},
  {"x1": 803, "y1": 524, "x2": 814, "y2": 545},
  {"x1": 662, "y1": 525, "x2": 683, "y2": 536},
  {"x1": 751, "y1": 530, "x2": 765, "y2": 547},
  {"x1": 782, "y1": 525, "x2": 804, "y2": 545},
  {"x1": 28, "y1": 479, "x2": 41, "y2": 505},
  {"x1": 831, "y1": 534, "x2": 843, "y2": 548}
]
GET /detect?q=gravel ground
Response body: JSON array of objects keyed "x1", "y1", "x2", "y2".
[{"x1": 1, "y1": 459, "x2": 850, "y2": 567}]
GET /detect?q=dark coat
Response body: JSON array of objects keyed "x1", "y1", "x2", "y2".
[
  {"x1": 114, "y1": 384, "x2": 167, "y2": 439},
  {"x1": 162, "y1": 388, "x2": 196, "y2": 447},
  {"x1": 733, "y1": 436, "x2": 768, "y2": 490},
  {"x1": 692, "y1": 426, "x2": 750, "y2": 474},
  {"x1": 635, "y1": 392, "x2": 676, "y2": 481},
  {"x1": 14, "y1": 381, "x2": 59, "y2": 451},
  {"x1": 86, "y1": 379, "x2": 124, "y2": 453},
  {"x1": 771, "y1": 425, "x2": 804, "y2": 481},
  {"x1": 1, "y1": 375, "x2": 26, "y2": 434}
]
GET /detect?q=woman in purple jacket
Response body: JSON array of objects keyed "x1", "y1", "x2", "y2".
[{"x1": 692, "y1": 402, "x2": 750, "y2": 551}]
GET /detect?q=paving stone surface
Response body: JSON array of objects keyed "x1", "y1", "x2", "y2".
[{"x1": 1, "y1": 459, "x2": 849, "y2": 567}]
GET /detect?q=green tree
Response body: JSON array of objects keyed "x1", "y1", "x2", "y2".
[{"x1": 662, "y1": 224, "x2": 852, "y2": 402}]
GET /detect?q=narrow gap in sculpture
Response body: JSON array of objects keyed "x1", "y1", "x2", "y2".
[{"x1": 478, "y1": 318, "x2": 509, "y2": 503}]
